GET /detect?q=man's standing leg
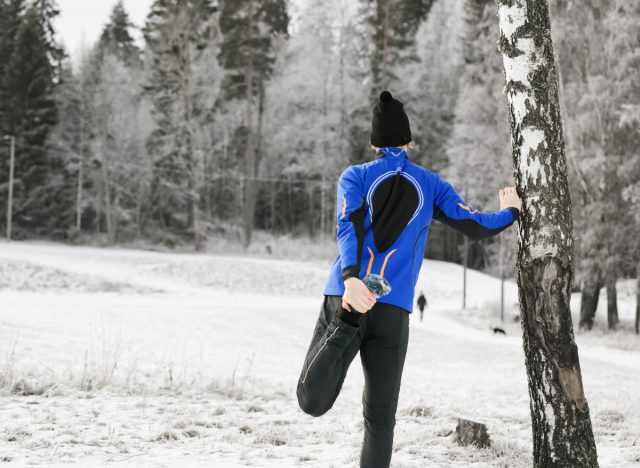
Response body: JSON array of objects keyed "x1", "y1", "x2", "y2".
[
  {"x1": 297, "y1": 295, "x2": 365, "y2": 417},
  {"x1": 359, "y1": 303, "x2": 409, "y2": 468}
]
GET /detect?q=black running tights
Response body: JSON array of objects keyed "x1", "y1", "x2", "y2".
[{"x1": 296, "y1": 295, "x2": 409, "y2": 468}]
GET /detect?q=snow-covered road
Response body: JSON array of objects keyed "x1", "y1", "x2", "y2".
[{"x1": 0, "y1": 242, "x2": 638, "y2": 467}]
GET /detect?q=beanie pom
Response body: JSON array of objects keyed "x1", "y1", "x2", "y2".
[{"x1": 379, "y1": 90, "x2": 392, "y2": 103}]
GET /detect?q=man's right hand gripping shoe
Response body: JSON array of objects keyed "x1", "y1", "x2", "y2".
[{"x1": 338, "y1": 275, "x2": 392, "y2": 327}]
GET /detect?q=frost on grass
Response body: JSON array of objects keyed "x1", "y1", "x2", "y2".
[
  {"x1": 0, "y1": 260, "x2": 158, "y2": 294},
  {"x1": 0, "y1": 242, "x2": 638, "y2": 466}
]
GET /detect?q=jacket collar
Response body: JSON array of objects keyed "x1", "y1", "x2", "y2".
[{"x1": 378, "y1": 147, "x2": 408, "y2": 159}]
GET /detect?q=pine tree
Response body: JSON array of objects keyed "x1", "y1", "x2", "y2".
[
  {"x1": 32, "y1": 0, "x2": 64, "y2": 65},
  {"x1": 365, "y1": 0, "x2": 433, "y2": 92},
  {"x1": 0, "y1": 0, "x2": 25, "y2": 236},
  {"x1": 342, "y1": 0, "x2": 435, "y2": 169},
  {"x1": 0, "y1": 0, "x2": 25, "y2": 134},
  {"x1": 3, "y1": 3, "x2": 60, "y2": 236},
  {"x1": 144, "y1": 0, "x2": 219, "y2": 249},
  {"x1": 218, "y1": 0, "x2": 288, "y2": 247},
  {"x1": 97, "y1": 0, "x2": 141, "y2": 66}
]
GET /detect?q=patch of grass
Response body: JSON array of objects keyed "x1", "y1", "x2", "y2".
[
  {"x1": 7, "y1": 429, "x2": 32, "y2": 442},
  {"x1": 596, "y1": 409, "x2": 625, "y2": 426},
  {"x1": 255, "y1": 434, "x2": 286, "y2": 446},
  {"x1": 207, "y1": 380, "x2": 246, "y2": 400},
  {"x1": 154, "y1": 431, "x2": 178, "y2": 442},
  {"x1": 403, "y1": 405, "x2": 434, "y2": 418},
  {"x1": 182, "y1": 429, "x2": 200, "y2": 438},
  {"x1": 10, "y1": 379, "x2": 51, "y2": 396},
  {"x1": 272, "y1": 419, "x2": 293, "y2": 426}
]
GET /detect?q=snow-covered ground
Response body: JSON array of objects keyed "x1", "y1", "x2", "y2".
[{"x1": 0, "y1": 241, "x2": 638, "y2": 467}]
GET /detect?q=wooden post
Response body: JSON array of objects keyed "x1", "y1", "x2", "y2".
[
  {"x1": 5, "y1": 136, "x2": 15, "y2": 241},
  {"x1": 76, "y1": 113, "x2": 84, "y2": 232},
  {"x1": 462, "y1": 235, "x2": 468, "y2": 309},
  {"x1": 636, "y1": 262, "x2": 640, "y2": 335},
  {"x1": 500, "y1": 233, "x2": 505, "y2": 322},
  {"x1": 462, "y1": 188, "x2": 468, "y2": 309}
]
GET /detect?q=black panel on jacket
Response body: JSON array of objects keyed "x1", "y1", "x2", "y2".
[
  {"x1": 371, "y1": 174, "x2": 419, "y2": 252},
  {"x1": 341, "y1": 201, "x2": 367, "y2": 281},
  {"x1": 433, "y1": 204, "x2": 516, "y2": 241}
]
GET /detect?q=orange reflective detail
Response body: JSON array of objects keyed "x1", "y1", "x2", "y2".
[
  {"x1": 458, "y1": 202, "x2": 477, "y2": 214},
  {"x1": 366, "y1": 247, "x2": 375, "y2": 276},
  {"x1": 341, "y1": 196, "x2": 347, "y2": 218},
  {"x1": 379, "y1": 249, "x2": 397, "y2": 277}
]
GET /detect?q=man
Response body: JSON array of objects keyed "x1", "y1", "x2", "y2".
[
  {"x1": 296, "y1": 91, "x2": 521, "y2": 468},
  {"x1": 417, "y1": 291, "x2": 427, "y2": 321}
]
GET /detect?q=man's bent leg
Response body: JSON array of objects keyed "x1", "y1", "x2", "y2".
[
  {"x1": 359, "y1": 304, "x2": 409, "y2": 468},
  {"x1": 297, "y1": 295, "x2": 364, "y2": 417}
]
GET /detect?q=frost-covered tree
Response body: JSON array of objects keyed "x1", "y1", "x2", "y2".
[
  {"x1": 444, "y1": 0, "x2": 516, "y2": 271},
  {"x1": 218, "y1": 0, "x2": 288, "y2": 247},
  {"x1": 496, "y1": 0, "x2": 598, "y2": 465},
  {"x1": 364, "y1": 0, "x2": 433, "y2": 92},
  {"x1": 2, "y1": 3, "x2": 61, "y2": 236},
  {"x1": 0, "y1": 0, "x2": 25, "y2": 135},
  {"x1": 262, "y1": 0, "x2": 367, "y2": 237},
  {"x1": 70, "y1": 2, "x2": 151, "y2": 244},
  {"x1": 97, "y1": 0, "x2": 141, "y2": 66},
  {"x1": 401, "y1": 0, "x2": 463, "y2": 262},
  {"x1": 91, "y1": 55, "x2": 152, "y2": 244},
  {"x1": 47, "y1": 59, "x2": 88, "y2": 236},
  {"x1": 346, "y1": 0, "x2": 434, "y2": 168},
  {"x1": 553, "y1": 0, "x2": 639, "y2": 330},
  {"x1": 410, "y1": 0, "x2": 464, "y2": 170},
  {"x1": 144, "y1": 0, "x2": 219, "y2": 249}
]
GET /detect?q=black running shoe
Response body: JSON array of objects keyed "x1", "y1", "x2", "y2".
[{"x1": 362, "y1": 273, "x2": 392, "y2": 298}]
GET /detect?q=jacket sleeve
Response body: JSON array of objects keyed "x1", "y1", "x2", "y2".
[
  {"x1": 433, "y1": 175, "x2": 519, "y2": 241},
  {"x1": 336, "y1": 166, "x2": 366, "y2": 281}
]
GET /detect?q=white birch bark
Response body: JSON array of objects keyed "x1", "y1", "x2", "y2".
[{"x1": 495, "y1": 0, "x2": 598, "y2": 466}]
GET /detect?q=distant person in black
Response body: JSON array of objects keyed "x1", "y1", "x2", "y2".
[{"x1": 416, "y1": 292, "x2": 427, "y2": 321}]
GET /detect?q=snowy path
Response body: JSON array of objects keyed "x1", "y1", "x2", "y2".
[{"x1": 0, "y1": 242, "x2": 638, "y2": 467}]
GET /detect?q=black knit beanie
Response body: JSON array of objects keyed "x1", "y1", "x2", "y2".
[{"x1": 370, "y1": 91, "x2": 412, "y2": 148}]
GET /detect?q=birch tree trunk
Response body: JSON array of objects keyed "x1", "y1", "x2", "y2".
[{"x1": 495, "y1": 1, "x2": 598, "y2": 466}]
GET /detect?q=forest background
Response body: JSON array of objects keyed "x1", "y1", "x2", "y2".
[{"x1": 0, "y1": 0, "x2": 638, "y2": 330}]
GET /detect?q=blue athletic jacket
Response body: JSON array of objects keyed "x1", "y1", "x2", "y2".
[{"x1": 323, "y1": 147, "x2": 519, "y2": 313}]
